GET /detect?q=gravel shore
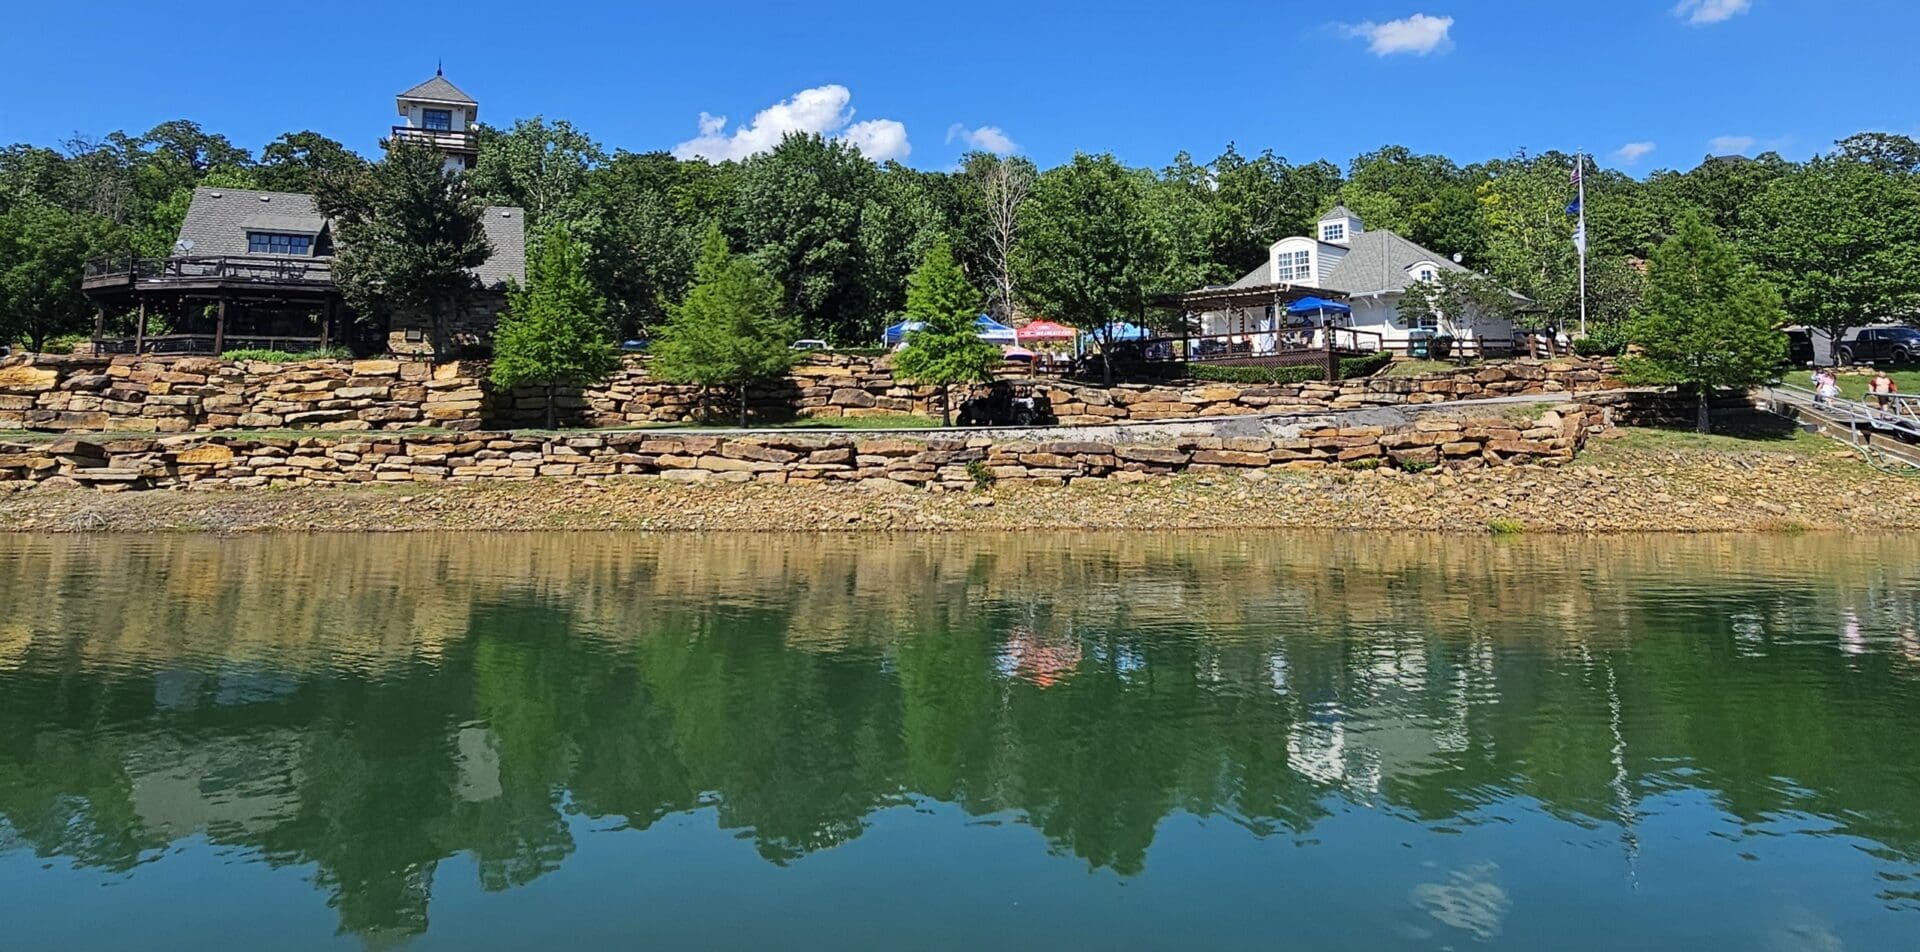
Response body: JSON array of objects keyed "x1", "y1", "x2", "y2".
[{"x1": 3, "y1": 429, "x2": 1916, "y2": 534}]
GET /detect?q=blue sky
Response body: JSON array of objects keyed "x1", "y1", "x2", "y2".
[{"x1": 3, "y1": 0, "x2": 1914, "y2": 176}]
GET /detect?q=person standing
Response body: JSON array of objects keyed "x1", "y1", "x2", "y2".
[
  {"x1": 1816, "y1": 369, "x2": 1841, "y2": 407},
  {"x1": 1870, "y1": 370, "x2": 1896, "y2": 411}
]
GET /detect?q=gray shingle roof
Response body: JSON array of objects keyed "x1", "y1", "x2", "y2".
[
  {"x1": 1319, "y1": 205, "x2": 1358, "y2": 222},
  {"x1": 1319, "y1": 230, "x2": 1468, "y2": 295},
  {"x1": 476, "y1": 206, "x2": 525, "y2": 289},
  {"x1": 1218, "y1": 229, "x2": 1470, "y2": 296},
  {"x1": 177, "y1": 187, "x2": 326, "y2": 256},
  {"x1": 174, "y1": 186, "x2": 526, "y2": 288},
  {"x1": 398, "y1": 74, "x2": 477, "y2": 105}
]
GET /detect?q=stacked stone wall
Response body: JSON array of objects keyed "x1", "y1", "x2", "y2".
[
  {"x1": 0, "y1": 404, "x2": 1608, "y2": 493},
  {"x1": 3, "y1": 351, "x2": 1622, "y2": 435}
]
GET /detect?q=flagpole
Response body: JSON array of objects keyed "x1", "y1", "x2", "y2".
[{"x1": 1577, "y1": 151, "x2": 1589, "y2": 337}]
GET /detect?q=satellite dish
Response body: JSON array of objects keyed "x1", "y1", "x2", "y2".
[
  {"x1": 175, "y1": 239, "x2": 194, "y2": 254},
  {"x1": 1451, "y1": 253, "x2": 1463, "y2": 263}
]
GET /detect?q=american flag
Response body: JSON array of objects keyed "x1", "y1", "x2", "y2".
[{"x1": 1571, "y1": 162, "x2": 1583, "y2": 186}]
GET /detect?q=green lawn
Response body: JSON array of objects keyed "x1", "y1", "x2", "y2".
[
  {"x1": 1580, "y1": 411, "x2": 1830, "y2": 459},
  {"x1": 1826, "y1": 367, "x2": 1920, "y2": 402}
]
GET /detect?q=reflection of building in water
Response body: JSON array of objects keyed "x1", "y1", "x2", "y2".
[
  {"x1": 128, "y1": 734, "x2": 302, "y2": 839},
  {"x1": 455, "y1": 725, "x2": 502, "y2": 803}
]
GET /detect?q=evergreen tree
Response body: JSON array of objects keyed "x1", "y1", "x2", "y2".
[
  {"x1": 892, "y1": 237, "x2": 999, "y2": 426},
  {"x1": 315, "y1": 139, "x2": 491, "y2": 355},
  {"x1": 651, "y1": 226, "x2": 799, "y2": 427},
  {"x1": 490, "y1": 224, "x2": 621, "y2": 428},
  {"x1": 1624, "y1": 214, "x2": 1787, "y2": 433}
]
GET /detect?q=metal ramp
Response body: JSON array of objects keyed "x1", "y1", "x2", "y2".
[{"x1": 1758, "y1": 384, "x2": 1920, "y2": 469}]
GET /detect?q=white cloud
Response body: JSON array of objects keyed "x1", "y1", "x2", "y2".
[
  {"x1": 946, "y1": 124, "x2": 1020, "y2": 155},
  {"x1": 1342, "y1": 13, "x2": 1455, "y2": 56},
  {"x1": 1614, "y1": 142, "x2": 1657, "y2": 164},
  {"x1": 1674, "y1": 0, "x2": 1752, "y2": 25},
  {"x1": 671, "y1": 85, "x2": 911, "y2": 163},
  {"x1": 1710, "y1": 135, "x2": 1757, "y2": 154}
]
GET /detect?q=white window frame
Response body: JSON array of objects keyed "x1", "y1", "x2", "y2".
[
  {"x1": 1321, "y1": 222, "x2": 1345, "y2": 243},
  {"x1": 1277, "y1": 250, "x2": 1312, "y2": 282}
]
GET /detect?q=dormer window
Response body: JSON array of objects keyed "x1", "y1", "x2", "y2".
[
  {"x1": 1322, "y1": 222, "x2": 1346, "y2": 243},
  {"x1": 1276, "y1": 250, "x2": 1312, "y2": 282},
  {"x1": 423, "y1": 109, "x2": 453, "y2": 131},
  {"x1": 248, "y1": 232, "x2": 312, "y2": 256},
  {"x1": 1418, "y1": 267, "x2": 1435, "y2": 282}
]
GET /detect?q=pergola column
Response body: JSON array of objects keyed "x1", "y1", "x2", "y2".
[
  {"x1": 213, "y1": 296, "x2": 227, "y2": 355},
  {"x1": 134, "y1": 299, "x2": 147, "y2": 354}
]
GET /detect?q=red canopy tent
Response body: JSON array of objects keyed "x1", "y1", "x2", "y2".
[{"x1": 1016, "y1": 320, "x2": 1077, "y2": 343}]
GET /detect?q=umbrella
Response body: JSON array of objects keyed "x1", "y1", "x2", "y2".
[
  {"x1": 1017, "y1": 320, "x2": 1077, "y2": 343},
  {"x1": 1002, "y1": 345, "x2": 1036, "y2": 362}
]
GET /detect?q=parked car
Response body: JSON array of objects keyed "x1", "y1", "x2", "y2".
[
  {"x1": 1836, "y1": 326, "x2": 1920, "y2": 365},
  {"x1": 791, "y1": 339, "x2": 829, "y2": 351}
]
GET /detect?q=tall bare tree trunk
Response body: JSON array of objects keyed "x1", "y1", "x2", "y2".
[{"x1": 941, "y1": 384, "x2": 952, "y2": 427}]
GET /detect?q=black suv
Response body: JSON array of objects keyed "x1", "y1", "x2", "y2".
[{"x1": 1837, "y1": 326, "x2": 1920, "y2": 365}]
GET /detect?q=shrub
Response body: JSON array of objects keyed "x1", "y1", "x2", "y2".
[
  {"x1": 1338, "y1": 351, "x2": 1393, "y2": 379},
  {"x1": 222, "y1": 347, "x2": 353, "y2": 363},
  {"x1": 44, "y1": 333, "x2": 90, "y2": 355},
  {"x1": 1183, "y1": 351, "x2": 1390, "y2": 386},
  {"x1": 1397, "y1": 458, "x2": 1435, "y2": 474},
  {"x1": 1187, "y1": 363, "x2": 1325, "y2": 385},
  {"x1": 1573, "y1": 323, "x2": 1628, "y2": 357},
  {"x1": 1486, "y1": 518, "x2": 1526, "y2": 535},
  {"x1": 965, "y1": 459, "x2": 995, "y2": 490}
]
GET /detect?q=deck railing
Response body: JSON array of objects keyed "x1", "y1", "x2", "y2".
[
  {"x1": 391, "y1": 125, "x2": 478, "y2": 153},
  {"x1": 84, "y1": 255, "x2": 333, "y2": 286},
  {"x1": 90, "y1": 334, "x2": 328, "y2": 357},
  {"x1": 1139, "y1": 327, "x2": 1387, "y2": 364}
]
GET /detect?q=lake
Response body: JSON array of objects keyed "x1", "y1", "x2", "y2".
[{"x1": 2, "y1": 532, "x2": 1918, "y2": 950}]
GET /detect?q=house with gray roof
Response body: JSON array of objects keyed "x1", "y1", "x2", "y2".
[
  {"x1": 81, "y1": 72, "x2": 524, "y2": 359},
  {"x1": 1195, "y1": 207, "x2": 1519, "y2": 357}
]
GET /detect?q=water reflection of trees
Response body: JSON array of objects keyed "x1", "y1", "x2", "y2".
[{"x1": 1, "y1": 532, "x2": 1918, "y2": 939}]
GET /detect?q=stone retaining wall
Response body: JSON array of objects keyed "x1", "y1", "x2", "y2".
[
  {"x1": 0, "y1": 354, "x2": 487, "y2": 433},
  {"x1": 0, "y1": 404, "x2": 1608, "y2": 493},
  {"x1": 2, "y1": 351, "x2": 1620, "y2": 434}
]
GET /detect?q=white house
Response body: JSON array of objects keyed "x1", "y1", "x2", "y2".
[
  {"x1": 1197, "y1": 207, "x2": 1518, "y2": 356},
  {"x1": 390, "y1": 68, "x2": 481, "y2": 173}
]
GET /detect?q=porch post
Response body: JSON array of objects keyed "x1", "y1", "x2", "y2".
[
  {"x1": 135, "y1": 299, "x2": 147, "y2": 354},
  {"x1": 214, "y1": 296, "x2": 227, "y2": 355},
  {"x1": 320, "y1": 298, "x2": 334, "y2": 351}
]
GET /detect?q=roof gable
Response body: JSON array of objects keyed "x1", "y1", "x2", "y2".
[
  {"x1": 1319, "y1": 230, "x2": 1468, "y2": 295},
  {"x1": 398, "y1": 74, "x2": 476, "y2": 105},
  {"x1": 177, "y1": 187, "x2": 327, "y2": 256}
]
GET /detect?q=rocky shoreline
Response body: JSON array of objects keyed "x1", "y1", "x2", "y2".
[{"x1": 3, "y1": 429, "x2": 1914, "y2": 534}]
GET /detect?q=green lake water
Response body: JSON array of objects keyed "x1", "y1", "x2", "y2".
[{"x1": 2, "y1": 532, "x2": 1919, "y2": 950}]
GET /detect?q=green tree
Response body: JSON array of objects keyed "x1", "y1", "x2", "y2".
[
  {"x1": 1623, "y1": 215, "x2": 1787, "y2": 433},
  {"x1": 469, "y1": 117, "x2": 605, "y2": 231},
  {"x1": 256, "y1": 131, "x2": 368, "y2": 194},
  {"x1": 490, "y1": 224, "x2": 621, "y2": 428},
  {"x1": 651, "y1": 226, "x2": 800, "y2": 426},
  {"x1": 0, "y1": 201, "x2": 102, "y2": 351},
  {"x1": 892, "y1": 237, "x2": 999, "y2": 426},
  {"x1": 1396, "y1": 269, "x2": 1522, "y2": 346},
  {"x1": 1018, "y1": 153, "x2": 1165, "y2": 385},
  {"x1": 733, "y1": 134, "x2": 875, "y2": 344},
  {"x1": 316, "y1": 139, "x2": 492, "y2": 354},
  {"x1": 1746, "y1": 157, "x2": 1920, "y2": 350}
]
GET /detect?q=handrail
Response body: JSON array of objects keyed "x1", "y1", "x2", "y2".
[
  {"x1": 391, "y1": 125, "x2": 478, "y2": 150},
  {"x1": 1767, "y1": 383, "x2": 1920, "y2": 437},
  {"x1": 83, "y1": 254, "x2": 332, "y2": 285}
]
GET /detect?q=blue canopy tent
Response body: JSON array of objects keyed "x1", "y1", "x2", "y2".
[
  {"x1": 882, "y1": 320, "x2": 926, "y2": 346},
  {"x1": 975, "y1": 315, "x2": 1017, "y2": 343},
  {"x1": 1286, "y1": 296, "x2": 1351, "y2": 316},
  {"x1": 1098, "y1": 322, "x2": 1151, "y2": 341},
  {"x1": 886, "y1": 315, "x2": 1017, "y2": 347}
]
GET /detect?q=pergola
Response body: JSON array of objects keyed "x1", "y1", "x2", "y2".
[{"x1": 1147, "y1": 281, "x2": 1377, "y2": 371}]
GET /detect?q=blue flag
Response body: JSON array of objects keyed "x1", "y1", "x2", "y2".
[{"x1": 1566, "y1": 197, "x2": 1582, "y2": 216}]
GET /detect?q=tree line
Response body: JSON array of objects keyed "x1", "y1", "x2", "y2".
[{"x1": 5, "y1": 118, "x2": 1920, "y2": 356}]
